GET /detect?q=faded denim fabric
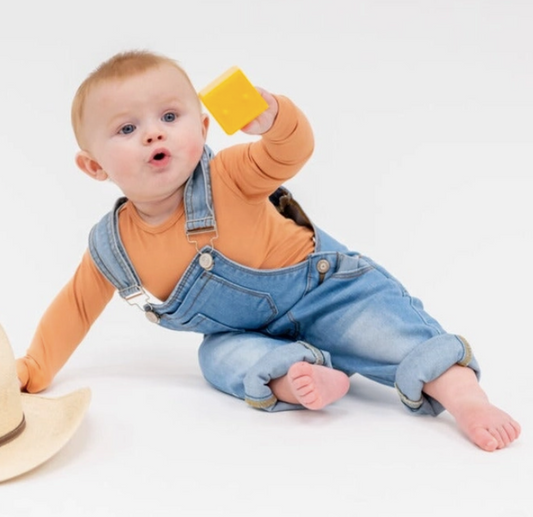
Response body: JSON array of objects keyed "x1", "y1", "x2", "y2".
[{"x1": 89, "y1": 146, "x2": 479, "y2": 415}]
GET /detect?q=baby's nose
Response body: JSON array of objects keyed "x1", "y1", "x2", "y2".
[{"x1": 145, "y1": 133, "x2": 165, "y2": 144}]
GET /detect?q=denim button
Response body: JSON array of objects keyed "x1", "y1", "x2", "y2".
[
  {"x1": 145, "y1": 311, "x2": 160, "y2": 324},
  {"x1": 199, "y1": 253, "x2": 214, "y2": 270},
  {"x1": 316, "y1": 259, "x2": 330, "y2": 274}
]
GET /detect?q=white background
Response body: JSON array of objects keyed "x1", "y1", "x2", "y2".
[{"x1": 1, "y1": 1, "x2": 531, "y2": 515}]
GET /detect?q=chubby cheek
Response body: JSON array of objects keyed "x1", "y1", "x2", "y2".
[
  {"x1": 186, "y1": 138, "x2": 207, "y2": 163},
  {"x1": 100, "y1": 142, "x2": 137, "y2": 176}
]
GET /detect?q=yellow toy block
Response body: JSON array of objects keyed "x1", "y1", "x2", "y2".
[{"x1": 199, "y1": 66, "x2": 268, "y2": 135}]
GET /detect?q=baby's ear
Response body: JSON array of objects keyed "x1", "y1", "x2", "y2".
[
  {"x1": 75, "y1": 151, "x2": 108, "y2": 181},
  {"x1": 201, "y1": 113, "x2": 210, "y2": 140}
]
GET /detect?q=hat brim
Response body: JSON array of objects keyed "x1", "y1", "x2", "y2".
[{"x1": 0, "y1": 387, "x2": 91, "y2": 482}]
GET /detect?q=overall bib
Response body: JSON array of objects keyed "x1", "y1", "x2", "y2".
[{"x1": 89, "y1": 147, "x2": 479, "y2": 415}]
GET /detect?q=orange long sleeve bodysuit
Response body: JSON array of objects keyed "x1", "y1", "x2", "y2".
[{"x1": 17, "y1": 96, "x2": 316, "y2": 393}]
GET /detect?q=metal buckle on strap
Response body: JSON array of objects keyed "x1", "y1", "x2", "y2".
[
  {"x1": 186, "y1": 224, "x2": 219, "y2": 254},
  {"x1": 123, "y1": 287, "x2": 161, "y2": 324},
  {"x1": 123, "y1": 288, "x2": 150, "y2": 310},
  {"x1": 186, "y1": 225, "x2": 217, "y2": 236}
]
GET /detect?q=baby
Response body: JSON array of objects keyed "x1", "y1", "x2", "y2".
[{"x1": 16, "y1": 50, "x2": 520, "y2": 452}]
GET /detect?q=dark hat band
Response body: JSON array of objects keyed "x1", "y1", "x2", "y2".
[{"x1": 0, "y1": 415, "x2": 26, "y2": 448}]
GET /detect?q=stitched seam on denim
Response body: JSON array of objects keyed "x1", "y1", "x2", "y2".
[
  {"x1": 204, "y1": 274, "x2": 278, "y2": 317},
  {"x1": 298, "y1": 341, "x2": 325, "y2": 366},
  {"x1": 109, "y1": 207, "x2": 140, "y2": 289},
  {"x1": 285, "y1": 312, "x2": 300, "y2": 339},
  {"x1": 305, "y1": 257, "x2": 314, "y2": 294},
  {"x1": 456, "y1": 335, "x2": 473, "y2": 367},
  {"x1": 404, "y1": 292, "x2": 442, "y2": 334},
  {"x1": 245, "y1": 395, "x2": 277, "y2": 409},
  {"x1": 205, "y1": 250, "x2": 309, "y2": 277},
  {"x1": 155, "y1": 249, "x2": 308, "y2": 312},
  {"x1": 312, "y1": 224, "x2": 322, "y2": 251},
  {"x1": 201, "y1": 146, "x2": 215, "y2": 215},
  {"x1": 89, "y1": 223, "x2": 124, "y2": 290},
  {"x1": 184, "y1": 162, "x2": 198, "y2": 230},
  {"x1": 159, "y1": 255, "x2": 204, "y2": 309},
  {"x1": 171, "y1": 313, "x2": 236, "y2": 332},
  {"x1": 88, "y1": 228, "x2": 111, "y2": 284},
  {"x1": 394, "y1": 383, "x2": 423, "y2": 409},
  {"x1": 375, "y1": 263, "x2": 445, "y2": 334},
  {"x1": 185, "y1": 147, "x2": 216, "y2": 232},
  {"x1": 178, "y1": 273, "x2": 277, "y2": 323},
  {"x1": 331, "y1": 265, "x2": 374, "y2": 279},
  {"x1": 187, "y1": 217, "x2": 215, "y2": 226}
]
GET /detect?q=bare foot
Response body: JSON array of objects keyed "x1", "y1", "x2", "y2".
[
  {"x1": 270, "y1": 362, "x2": 350, "y2": 410},
  {"x1": 423, "y1": 365, "x2": 521, "y2": 451},
  {"x1": 453, "y1": 400, "x2": 521, "y2": 452}
]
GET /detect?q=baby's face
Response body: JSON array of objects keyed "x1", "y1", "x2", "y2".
[{"x1": 78, "y1": 64, "x2": 208, "y2": 206}]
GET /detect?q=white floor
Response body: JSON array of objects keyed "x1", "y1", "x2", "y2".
[
  {"x1": 1, "y1": 1, "x2": 532, "y2": 515},
  {"x1": 1, "y1": 298, "x2": 531, "y2": 517}
]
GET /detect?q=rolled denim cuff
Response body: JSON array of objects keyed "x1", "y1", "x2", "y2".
[
  {"x1": 394, "y1": 334, "x2": 480, "y2": 416},
  {"x1": 243, "y1": 340, "x2": 332, "y2": 412}
]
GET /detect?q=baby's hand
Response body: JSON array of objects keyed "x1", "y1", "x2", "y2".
[{"x1": 240, "y1": 87, "x2": 278, "y2": 135}]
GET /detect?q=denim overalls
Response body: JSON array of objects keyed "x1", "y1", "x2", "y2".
[{"x1": 89, "y1": 147, "x2": 479, "y2": 416}]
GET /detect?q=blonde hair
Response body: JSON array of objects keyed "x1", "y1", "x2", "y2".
[{"x1": 71, "y1": 49, "x2": 197, "y2": 148}]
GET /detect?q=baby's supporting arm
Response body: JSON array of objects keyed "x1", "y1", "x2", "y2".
[{"x1": 16, "y1": 250, "x2": 114, "y2": 393}]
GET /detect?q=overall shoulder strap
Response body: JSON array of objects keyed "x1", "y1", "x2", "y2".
[
  {"x1": 88, "y1": 197, "x2": 146, "y2": 303},
  {"x1": 184, "y1": 145, "x2": 217, "y2": 235}
]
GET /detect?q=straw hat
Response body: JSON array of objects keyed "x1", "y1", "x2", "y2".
[{"x1": 0, "y1": 323, "x2": 91, "y2": 482}]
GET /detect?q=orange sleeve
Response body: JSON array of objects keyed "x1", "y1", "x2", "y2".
[
  {"x1": 16, "y1": 249, "x2": 115, "y2": 393},
  {"x1": 216, "y1": 94, "x2": 315, "y2": 201}
]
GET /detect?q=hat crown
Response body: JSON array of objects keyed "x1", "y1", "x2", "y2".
[{"x1": 0, "y1": 325, "x2": 25, "y2": 440}]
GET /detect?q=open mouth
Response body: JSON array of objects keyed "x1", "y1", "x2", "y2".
[{"x1": 149, "y1": 148, "x2": 170, "y2": 165}]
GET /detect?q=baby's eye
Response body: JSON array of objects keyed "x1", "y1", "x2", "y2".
[
  {"x1": 119, "y1": 124, "x2": 136, "y2": 135},
  {"x1": 162, "y1": 112, "x2": 176, "y2": 122}
]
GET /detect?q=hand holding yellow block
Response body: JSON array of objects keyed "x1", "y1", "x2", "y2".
[{"x1": 199, "y1": 66, "x2": 269, "y2": 135}]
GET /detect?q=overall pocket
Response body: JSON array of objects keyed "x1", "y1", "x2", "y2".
[
  {"x1": 332, "y1": 253, "x2": 374, "y2": 279},
  {"x1": 169, "y1": 272, "x2": 279, "y2": 332}
]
